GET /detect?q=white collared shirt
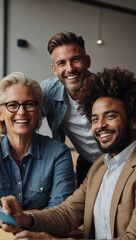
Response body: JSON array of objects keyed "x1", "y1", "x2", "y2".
[
  {"x1": 61, "y1": 92, "x2": 102, "y2": 163},
  {"x1": 93, "y1": 140, "x2": 136, "y2": 239}
]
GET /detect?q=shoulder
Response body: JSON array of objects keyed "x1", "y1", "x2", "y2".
[
  {"x1": 40, "y1": 77, "x2": 64, "y2": 100},
  {"x1": 38, "y1": 134, "x2": 72, "y2": 162},
  {"x1": 0, "y1": 135, "x2": 9, "y2": 158},
  {"x1": 93, "y1": 154, "x2": 106, "y2": 167},
  {"x1": 88, "y1": 154, "x2": 106, "y2": 174},
  {"x1": 0, "y1": 135, "x2": 7, "y2": 145},
  {"x1": 88, "y1": 70, "x2": 95, "y2": 77},
  {"x1": 38, "y1": 134, "x2": 69, "y2": 150},
  {"x1": 40, "y1": 77, "x2": 61, "y2": 91}
]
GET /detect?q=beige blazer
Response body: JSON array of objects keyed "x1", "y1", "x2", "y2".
[{"x1": 33, "y1": 147, "x2": 136, "y2": 239}]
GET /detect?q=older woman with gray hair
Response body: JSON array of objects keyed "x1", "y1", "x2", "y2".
[{"x1": 0, "y1": 72, "x2": 75, "y2": 210}]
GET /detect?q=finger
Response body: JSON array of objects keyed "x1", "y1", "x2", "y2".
[
  {"x1": 1, "y1": 195, "x2": 18, "y2": 215},
  {"x1": 0, "y1": 219, "x2": 2, "y2": 227},
  {"x1": 1, "y1": 195, "x2": 25, "y2": 227},
  {"x1": 14, "y1": 231, "x2": 39, "y2": 239},
  {"x1": 14, "y1": 231, "x2": 56, "y2": 239},
  {"x1": 1, "y1": 198, "x2": 11, "y2": 214},
  {"x1": 1, "y1": 222, "x2": 22, "y2": 234}
]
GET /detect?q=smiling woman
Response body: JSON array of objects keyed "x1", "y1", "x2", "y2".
[
  {"x1": 0, "y1": 72, "x2": 75, "y2": 211},
  {"x1": 0, "y1": 84, "x2": 40, "y2": 143}
]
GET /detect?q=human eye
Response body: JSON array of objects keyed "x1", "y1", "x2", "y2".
[
  {"x1": 7, "y1": 102, "x2": 18, "y2": 109},
  {"x1": 106, "y1": 113, "x2": 117, "y2": 120},
  {"x1": 91, "y1": 116, "x2": 98, "y2": 124},
  {"x1": 57, "y1": 61, "x2": 65, "y2": 67},
  {"x1": 73, "y1": 56, "x2": 80, "y2": 63},
  {"x1": 25, "y1": 101, "x2": 35, "y2": 108}
]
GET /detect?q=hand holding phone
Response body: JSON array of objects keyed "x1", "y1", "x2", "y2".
[{"x1": 0, "y1": 208, "x2": 19, "y2": 226}]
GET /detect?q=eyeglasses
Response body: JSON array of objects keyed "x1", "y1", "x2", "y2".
[{"x1": 0, "y1": 101, "x2": 38, "y2": 113}]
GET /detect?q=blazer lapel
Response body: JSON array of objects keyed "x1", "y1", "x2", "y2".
[
  {"x1": 110, "y1": 147, "x2": 136, "y2": 237},
  {"x1": 84, "y1": 156, "x2": 107, "y2": 238}
]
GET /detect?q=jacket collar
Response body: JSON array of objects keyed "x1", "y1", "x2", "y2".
[
  {"x1": 84, "y1": 155, "x2": 107, "y2": 239},
  {"x1": 53, "y1": 79, "x2": 65, "y2": 101}
]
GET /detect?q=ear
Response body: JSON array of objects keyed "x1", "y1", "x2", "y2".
[
  {"x1": 51, "y1": 63, "x2": 58, "y2": 76},
  {"x1": 86, "y1": 55, "x2": 91, "y2": 68},
  {"x1": 130, "y1": 117, "x2": 136, "y2": 130},
  {"x1": 0, "y1": 112, "x2": 4, "y2": 122}
]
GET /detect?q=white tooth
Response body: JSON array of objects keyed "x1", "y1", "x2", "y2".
[
  {"x1": 15, "y1": 120, "x2": 28, "y2": 123},
  {"x1": 100, "y1": 133, "x2": 111, "y2": 138},
  {"x1": 67, "y1": 75, "x2": 78, "y2": 79}
]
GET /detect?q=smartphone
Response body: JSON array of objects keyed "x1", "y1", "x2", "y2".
[{"x1": 0, "y1": 208, "x2": 19, "y2": 226}]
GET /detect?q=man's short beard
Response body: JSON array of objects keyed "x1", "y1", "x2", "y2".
[
  {"x1": 95, "y1": 121, "x2": 130, "y2": 154},
  {"x1": 65, "y1": 71, "x2": 86, "y2": 92},
  {"x1": 65, "y1": 81, "x2": 83, "y2": 92}
]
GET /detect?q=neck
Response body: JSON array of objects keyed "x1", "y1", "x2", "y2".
[
  {"x1": 7, "y1": 132, "x2": 33, "y2": 165},
  {"x1": 66, "y1": 89, "x2": 79, "y2": 101}
]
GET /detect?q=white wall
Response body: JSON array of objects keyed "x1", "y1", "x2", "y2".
[
  {"x1": 6, "y1": 0, "x2": 136, "y2": 78},
  {"x1": 1, "y1": 0, "x2": 136, "y2": 135}
]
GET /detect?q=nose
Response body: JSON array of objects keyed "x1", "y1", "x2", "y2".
[
  {"x1": 17, "y1": 104, "x2": 26, "y2": 114},
  {"x1": 97, "y1": 118, "x2": 107, "y2": 128},
  {"x1": 66, "y1": 61, "x2": 74, "y2": 72}
]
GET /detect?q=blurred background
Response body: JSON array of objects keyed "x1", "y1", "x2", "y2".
[{"x1": 0, "y1": 0, "x2": 136, "y2": 138}]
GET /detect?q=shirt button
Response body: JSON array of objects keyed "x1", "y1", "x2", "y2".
[
  {"x1": 40, "y1": 187, "x2": 44, "y2": 192},
  {"x1": 18, "y1": 193, "x2": 21, "y2": 196},
  {"x1": 23, "y1": 164, "x2": 25, "y2": 168},
  {"x1": 18, "y1": 181, "x2": 21, "y2": 185}
]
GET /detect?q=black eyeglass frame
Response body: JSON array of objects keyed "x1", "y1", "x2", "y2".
[{"x1": 0, "y1": 100, "x2": 39, "y2": 113}]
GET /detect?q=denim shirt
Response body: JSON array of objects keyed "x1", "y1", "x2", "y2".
[
  {"x1": 0, "y1": 131, "x2": 75, "y2": 210},
  {"x1": 40, "y1": 71, "x2": 93, "y2": 142}
]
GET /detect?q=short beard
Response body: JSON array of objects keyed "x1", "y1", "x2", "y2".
[
  {"x1": 65, "y1": 80, "x2": 83, "y2": 92},
  {"x1": 65, "y1": 71, "x2": 86, "y2": 92},
  {"x1": 95, "y1": 121, "x2": 130, "y2": 154}
]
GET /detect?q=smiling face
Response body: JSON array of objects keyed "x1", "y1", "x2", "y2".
[
  {"x1": 0, "y1": 85, "x2": 39, "y2": 138},
  {"x1": 91, "y1": 97, "x2": 133, "y2": 156},
  {"x1": 51, "y1": 44, "x2": 90, "y2": 100}
]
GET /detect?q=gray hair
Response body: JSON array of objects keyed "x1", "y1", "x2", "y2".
[{"x1": 0, "y1": 72, "x2": 43, "y2": 136}]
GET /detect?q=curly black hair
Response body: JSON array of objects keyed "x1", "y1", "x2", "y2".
[{"x1": 78, "y1": 67, "x2": 136, "y2": 122}]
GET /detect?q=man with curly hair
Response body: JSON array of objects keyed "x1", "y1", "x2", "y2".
[{"x1": 1, "y1": 68, "x2": 136, "y2": 240}]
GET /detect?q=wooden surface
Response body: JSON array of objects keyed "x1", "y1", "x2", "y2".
[{"x1": 0, "y1": 229, "x2": 14, "y2": 240}]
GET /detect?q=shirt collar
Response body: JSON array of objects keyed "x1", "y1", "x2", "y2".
[
  {"x1": 1, "y1": 131, "x2": 40, "y2": 161},
  {"x1": 26, "y1": 131, "x2": 40, "y2": 159},
  {"x1": 104, "y1": 140, "x2": 136, "y2": 167}
]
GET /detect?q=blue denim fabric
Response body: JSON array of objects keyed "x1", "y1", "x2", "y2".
[
  {"x1": 0, "y1": 131, "x2": 75, "y2": 210},
  {"x1": 40, "y1": 77, "x2": 66, "y2": 142},
  {"x1": 40, "y1": 71, "x2": 93, "y2": 142}
]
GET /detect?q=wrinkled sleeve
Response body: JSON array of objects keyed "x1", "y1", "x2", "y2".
[{"x1": 32, "y1": 176, "x2": 87, "y2": 236}]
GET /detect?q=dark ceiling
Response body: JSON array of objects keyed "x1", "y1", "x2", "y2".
[{"x1": 70, "y1": 0, "x2": 136, "y2": 16}]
